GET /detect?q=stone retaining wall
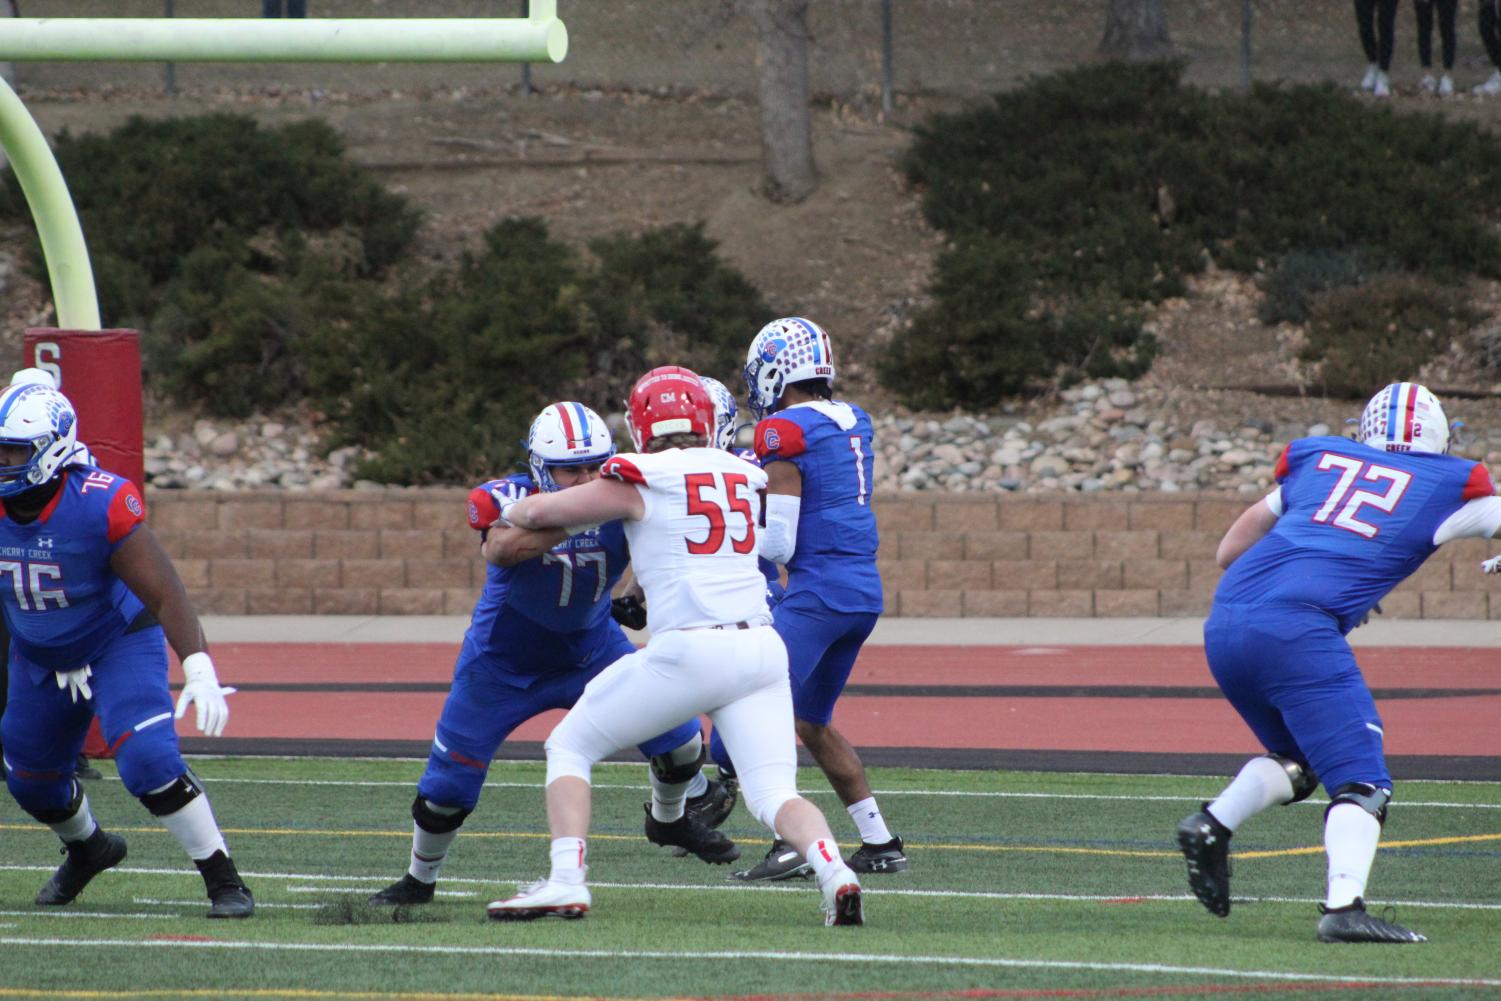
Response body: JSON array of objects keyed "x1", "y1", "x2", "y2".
[{"x1": 149, "y1": 490, "x2": 1501, "y2": 618}]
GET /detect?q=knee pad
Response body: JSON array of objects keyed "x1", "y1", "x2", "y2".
[
  {"x1": 139, "y1": 771, "x2": 205, "y2": 817},
  {"x1": 1326, "y1": 782, "x2": 1391, "y2": 825},
  {"x1": 21, "y1": 778, "x2": 84, "y2": 825},
  {"x1": 411, "y1": 795, "x2": 470, "y2": 835},
  {"x1": 1263, "y1": 753, "x2": 1319, "y2": 804},
  {"x1": 649, "y1": 734, "x2": 705, "y2": 786}
]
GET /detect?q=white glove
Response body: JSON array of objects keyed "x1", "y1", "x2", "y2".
[
  {"x1": 1483, "y1": 555, "x2": 1501, "y2": 574},
  {"x1": 54, "y1": 665, "x2": 93, "y2": 703},
  {"x1": 489, "y1": 481, "x2": 529, "y2": 528},
  {"x1": 174, "y1": 652, "x2": 236, "y2": 737}
]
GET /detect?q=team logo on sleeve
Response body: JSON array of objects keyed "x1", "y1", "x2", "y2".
[
  {"x1": 125, "y1": 493, "x2": 143, "y2": 517},
  {"x1": 763, "y1": 426, "x2": 781, "y2": 451}
]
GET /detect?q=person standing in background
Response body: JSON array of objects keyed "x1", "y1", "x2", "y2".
[
  {"x1": 1415, "y1": 0, "x2": 1458, "y2": 95},
  {"x1": 1355, "y1": 0, "x2": 1400, "y2": 97},
  {"x1": 1476, "y1": 0, "x2": 1501, "y2": 93}
]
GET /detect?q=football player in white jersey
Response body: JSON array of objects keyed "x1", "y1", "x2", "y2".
[{"x1": 484, "y1": 366, "x2": 864, "y2": 926}]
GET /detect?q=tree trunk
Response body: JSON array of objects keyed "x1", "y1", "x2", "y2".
[
  {"x1": 747, "y1": 0, "x2": 816, "y2": 203},
  {"x1": 1099, "y1": 0, "x2": 1173, "y2": 61}
]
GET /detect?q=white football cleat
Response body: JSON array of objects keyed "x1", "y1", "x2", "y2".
[
  {"x1": 1373, "y1": 71, "x2": 1391, "y2": 99},
  {"x1": 1360, "y1": 63, "x2": 1379, "y2": 91},
  {"x1": 818, "y1": 864, "x2": 864, "y2": 927},
  {"x1": 1474, "y1": 71, "x2": 1501, "y2": 96},
  {"x1": 1420, "y1": 73, "x2": 1438, "y2": 94},
  {"x1": 1439, "y1": 74, "x2": 1455, "y2": 97},
  {"x1": 486, "y1": 878, "x2": 590, "y2": 921}
]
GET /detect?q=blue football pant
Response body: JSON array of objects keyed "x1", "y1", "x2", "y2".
[
  {"x1": 417, "y1": 641, "x2": 701, "y2": 810},
  {"x1": 4, "y1": 627, "x2": 188, "y2": 815},
  {"x1": 1204, "y1": 602, "x2": 1390, "y2": 793}
]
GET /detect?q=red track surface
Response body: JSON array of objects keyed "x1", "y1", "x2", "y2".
[{"x1": 193, "y1": 643, "x2": 1501, "y2": 757}]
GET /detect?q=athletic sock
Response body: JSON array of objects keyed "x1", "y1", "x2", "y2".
[
  {"x1": 409, "y1": 824, "x2": 459, "y2": 883},
  {"x1": 49, "y1": 794, "x2": 99, "y2": 844},
  {"x1": 847, "y1": 797, "x2": 894, "y2": 844},
  {"x1": 685, "y1": 772, "x2": 709, "y2": 799},
  {"x1": 803, "y1": 838, "x2": 846, "y2": 884},
  {"x1": 1324, "y1": 803, "x2": 1381, "y2": 909},
  {"x1": 649, "y1": 735, "x2": 703, "y2": 823},
  {"x1": 1207, "y1": 756, "x2": 1296, "y2": 831},
  {"x1": 549, "y1": 837, "x2": 587, "y2": 885},
  {"x1": 159, "y1": 794, "x2": 228, "y2": 860}
]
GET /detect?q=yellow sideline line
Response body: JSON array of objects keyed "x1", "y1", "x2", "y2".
[{"x1": 1234, "y1": 831, "x2": 1501, "y2": 859}]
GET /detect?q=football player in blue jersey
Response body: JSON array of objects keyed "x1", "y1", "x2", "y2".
[
  {"x1": 725, "y1": 318, "x2": 906, "y2": 882},
  {"x1": 0, "y1": 383, "x2": 252, "y2": 918},
  {"x1": 369, "y1": 402, "x2": 734, "y2": 908},
  {"x1": 1177, "y1": 382, "x2": 1501, "y2": 943}
]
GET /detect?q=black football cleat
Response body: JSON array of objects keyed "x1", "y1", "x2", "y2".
[
  {"x1": 207, "y1": 884, "x2": 255, "y2": 919},
  {"x1": 197, "y1": 851, "x2": 254, "y2": 919},
  {"x1": 685, "y1": 777, "x2": 738, "y2": 829},
  {"x1": 1176, "y1": 806, "x2": 1232, "y2": 917},
  {"x1": 35, "y1": 828, "x2": 127, "y2": 906},
  {"x1": 1317, "y1": 899, "x2": 1426, "y2": 943},
  {"x1": 643, "y1": 804, "x2": 740, "y2": 864},
  {"x1": 848, "y1": 836, "x2": 909, "y2": 874},
  {"x1": 729, "y1": 838, "x2": 814, "y2": 882},
  {"x1": 368, "y1": 873, "x2": 437, "y2": 906}
]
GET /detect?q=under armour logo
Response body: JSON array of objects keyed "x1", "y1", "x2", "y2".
[{"x1": 35, "y1": 537, "x2": 53, "y2": 549}]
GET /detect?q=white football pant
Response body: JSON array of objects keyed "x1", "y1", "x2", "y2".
[{"x1": 545, "y1": 625, "x2": 799, "y2": 828}]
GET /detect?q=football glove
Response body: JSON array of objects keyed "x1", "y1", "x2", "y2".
[
  {"x1": 54, "y1": 665, "x2": 93, "y2": 703},
  {"x1": 611, "y1": 595, "x2": 648, "y2": 630},
  {"x1": 1483, "y1": 555, "x2": 1501, "y2": 574},
  {"x1": 489, "y1": 481, "x2": 530, "y2": 527},
  {"x1": 174, "y1": 652, "x2": 237, "y2": 738}
]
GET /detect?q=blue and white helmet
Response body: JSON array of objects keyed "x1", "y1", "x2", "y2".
[
  {"x1": 1359, "y1": 382, "x2": 1450, "y2": 455},
  {"x1": 0, "y1": 383, "x2": 83, "y2": 498},
  {"x1": 526, "y1": 402, "x2": 616, "y2": 492},
  {"x1": 698, "y1": 376, "x2": 739, "y2": 451},
  {"x1": 743, "y1": 317, "x2": 835, "y2": 419}
]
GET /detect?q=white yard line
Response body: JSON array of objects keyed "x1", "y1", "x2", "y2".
[
  {"x1": 1, "y1": 934, "x2": 1497, "y2": 988},
  {"x1": 0, "y1": 909, "x2": 179, "y2": 920},
  {"x1": 133, "y1": 896, "x2": 323, "y2": 911},
  {"x1": 7, "y1": 865, "x2": 1496, "y2": 912}
]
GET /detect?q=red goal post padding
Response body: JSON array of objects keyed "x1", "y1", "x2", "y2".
[
  {"x1": 20, "y1": 330, "x2": 145, "y2": 762},
  {"x1": 22, "y1": 328, "x2": 145, "y2": 491}
]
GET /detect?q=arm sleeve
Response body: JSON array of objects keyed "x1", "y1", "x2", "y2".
[
  {"x1": 760, "y1": 491, "x2": 801, "y2": 565},
  {"x1": 1263, "y1": 486, "x2": 1285, "y2": 518}
]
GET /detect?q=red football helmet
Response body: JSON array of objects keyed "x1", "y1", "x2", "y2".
[{"x1": 625, "y1": 366, "x2": 714, "y2": 452}]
